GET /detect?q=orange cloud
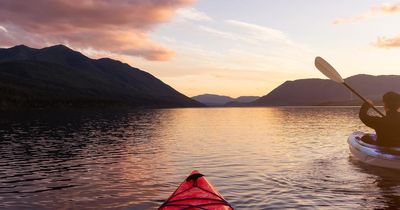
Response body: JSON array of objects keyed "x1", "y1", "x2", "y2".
[
  {"x1": 380, "y1": 3, "x2": 400, "y2": 13},
  {"x1": 374, "y1": 35, "x2": 400, "y2": 48},
  {"x1": 333, "y1": 3, "x2": 400, "y2": 25},
  {"x1": 0, "y1": 0, "x2": 194, "y2": 61},
  {"x1": 332, "y1": 15, "x2": 372, "y2": 25}
]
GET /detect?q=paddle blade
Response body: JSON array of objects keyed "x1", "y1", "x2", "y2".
[{"x1": 314, "y1": 56, "x2": 344, "y2": 83}]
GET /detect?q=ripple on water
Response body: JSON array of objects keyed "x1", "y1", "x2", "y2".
[{"x1": 0, "y1": 107, "x2": 399, "y2": 209}]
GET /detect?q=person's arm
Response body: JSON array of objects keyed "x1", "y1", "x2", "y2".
[{"x1": 359, "y1": 102, "x2": 381, "y2": 129}]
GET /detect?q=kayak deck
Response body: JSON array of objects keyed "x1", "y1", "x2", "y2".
[
  {"x1": 159, "y1": 170, "x2": 233, "y2": 210},
  {"x1": 348, "y1": 131, "x2": 400, "y2": 170}
]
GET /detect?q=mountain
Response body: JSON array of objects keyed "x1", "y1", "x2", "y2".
[
  {"x1": 251, "y1": 74, "x2": 400, "y2": 106},
  {"x1": 234, "y1": 96, "x2": 260, "y2": 103},
  {"x1": 192, "y1": 94, "x2": 259, "y2": 106},
  {"x1": 0, "y1": 45, "x2": 203, "y2": 110},
  {"x1": 192, "y1": 94, "x2": 233, "y2": 106}
]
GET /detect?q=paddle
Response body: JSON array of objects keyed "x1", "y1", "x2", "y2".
[{"x1": 314, "y1": 56, "x2": 385, "y2": 117}]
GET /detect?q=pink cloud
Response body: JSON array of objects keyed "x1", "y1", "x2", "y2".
[
  {"x1": 374, "y1": 35, "x2": 400, "y2": 48},
  {"x1": 0, "y1": 0, "x2": 194, "y2": 61}
]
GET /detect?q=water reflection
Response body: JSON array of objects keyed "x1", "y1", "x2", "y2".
[
  {"x1": 349, "y1": 159, "x2": 400, "y2": 210},
  {"x1": 0, "y1": 107, "x2": 399, "y2": 209},
  {"x1": 0, "y1": 109, "x2": 171, "y2": 209}
]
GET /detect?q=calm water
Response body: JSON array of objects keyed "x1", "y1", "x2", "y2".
[{"x1": 1, "y1": 107, "x2": 400, "y2": 210}]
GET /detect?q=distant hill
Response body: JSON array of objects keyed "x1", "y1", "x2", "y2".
[
  {"x1": 192, "y1": 94, "x2": 233, "y2": 106},
  {"x1": 0, "y1": 45, "x2": 203, "y2": 110},
  {"x1": 235, "y1": 96, "x2": 260, "y2": 103},
  {"x1": 192, "y1": 94, "x2": 259, "y2": 106},
  {"x1": 251, "y1": 74, "x2": 400, "y2": 106}
]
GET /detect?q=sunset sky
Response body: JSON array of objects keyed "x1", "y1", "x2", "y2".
[{"x1": 1, "y1": 0, "x2": 400, "y2": 97}]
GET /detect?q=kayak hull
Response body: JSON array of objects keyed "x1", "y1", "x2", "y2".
[
  {"x1": 159, "y1": 170, "x2": 233, "y2": 210},
  {"x1": 348, "y1": 131, "x2": 400, "y2": 170}
]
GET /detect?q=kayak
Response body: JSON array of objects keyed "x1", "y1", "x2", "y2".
[
  {"x1": 159, "y1": 170, "x2": 233, "y2": 210},
  {"x1": 348, "y1": 131, "x2": 400, "y2": 170}
]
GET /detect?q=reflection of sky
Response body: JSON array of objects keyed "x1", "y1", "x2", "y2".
[
  {"x1": 1, "y1": 108, "x2": 399, "y2": 209},
  {"x1": 0, "y1": 110, "x2": 170, "y2": 209}
]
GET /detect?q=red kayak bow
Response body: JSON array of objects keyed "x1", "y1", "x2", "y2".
[{"x1": 159, "y1": 170, "x2": 233, "y2": 210}]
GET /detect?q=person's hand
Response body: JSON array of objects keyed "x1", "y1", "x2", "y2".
[{"x1": 363, "y1": 100, "x2": 374, "y2": 108}]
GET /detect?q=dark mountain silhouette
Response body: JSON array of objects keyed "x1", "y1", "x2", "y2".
[
  {"x1": 0, "y1": 45, "x2": 203, "y2": 110},
  {"x1": 251, "y1": 74, "x2": 400, "y2": 106},
  {"x1": 235, "y1": 96, "x2": 260, "y2": 103},
  {"x1": 192, "y1": 94, "x2": 259, "y2": 106},
  {"x1": 192, "y1": 94, "x2": 233, "y2": 106}
]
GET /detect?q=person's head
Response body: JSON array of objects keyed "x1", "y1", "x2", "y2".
[{"x1": 383, "y1": 91, "x2": 400, "y2": 112}]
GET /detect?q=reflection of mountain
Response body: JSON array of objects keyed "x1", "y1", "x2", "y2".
[
  {"x1": 0, "y1": 109, "x2": 169, "y2": 209},
  {"x1": 0, "y1": 110, "x2": 158, "y2": 160},
  {"x1": 251, "y1": 74, "x2": 400, "y2": 106},
  {"x1": 192, "y1": 94, "x2": 259, "y2": 106},
  {"x1": 0, "y1": 45, "x2": 203, "y2": 110}
]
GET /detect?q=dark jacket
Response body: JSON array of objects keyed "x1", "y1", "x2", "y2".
[{"x1": 359, "y1": 102, "x2": 400, "y2": 147}]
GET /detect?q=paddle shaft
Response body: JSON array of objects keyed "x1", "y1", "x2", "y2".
[{"x1": 343, "y1": 82, "x2": 385, "y2": 117}]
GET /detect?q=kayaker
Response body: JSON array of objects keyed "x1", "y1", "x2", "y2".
[{"x1": 359, "y1": 91, "x2": 400, "y2": 146}]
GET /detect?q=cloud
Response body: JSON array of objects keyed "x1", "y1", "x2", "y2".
[
  {"x1": 226, "y1": 20, "x2": 287, "y2": 42},
  {"x1": 0, "y1": 25, "x2": 7, "y2": 33},
  {"x1": 333, "y1": 3, "x2": 400, "y2": 25},
  {"x1": 332, "y1": 3, "x2": 400, "y2": 49},
  {"x1": 183, "y1": 20, "x2": 313, "y2": 77},
  {"x1": 380, "y1": 3, "x2": 400, "y2": 13},
  {"x1": 333, "y1": 15, "x2": 374, "y2": 25},
  {"x1": 121, "y1": 46, "x2": 176, "y2": 61},
  {"x1": 175, "y1": 8, "x2": 212, "y2": 22},
  {"x1": 198, "y1": 26, "x2": 244, "y2": 41},
  {"x1": 374, "y1": 35, "x2": 400, "y2": 48},
  {"x1": 0, "y1": 0, "x2": 194, "y2": 61},
  {"x1": 198, "y1": 20, "x2": 310, "y2": 53}
]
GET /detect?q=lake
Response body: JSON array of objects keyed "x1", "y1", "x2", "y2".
[{"x1": 1, "y1": 107, "x2": 400, "y2": 209}]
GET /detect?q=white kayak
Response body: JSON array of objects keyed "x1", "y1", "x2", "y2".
[{"x1": 348, "y1": 131, "x2": 400, "y2": 170}]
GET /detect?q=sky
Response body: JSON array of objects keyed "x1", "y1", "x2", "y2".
[{"x1": 0, "y1": 0, "x2": 400, "y2": 97}]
